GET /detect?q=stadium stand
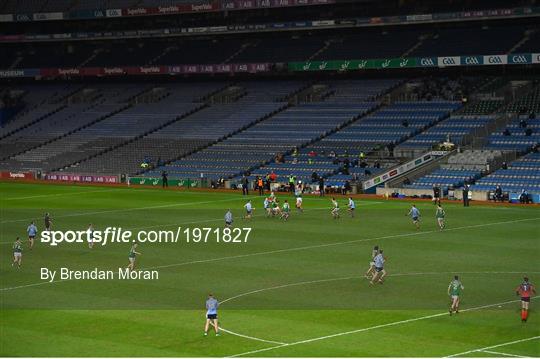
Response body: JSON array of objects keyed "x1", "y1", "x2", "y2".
[
  {"x1": 403, "y1": 150, "x2": 504, "y2": 190},
  {"x1": 146, "y1": 97, "x2": 378, "y2": 180},
  {"x1": 470, "y1": 151, "x2": 540, "y2": 194}
]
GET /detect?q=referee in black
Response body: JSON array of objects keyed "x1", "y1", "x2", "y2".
[
  {"x1": 462, "y1": 184, "x2": 470, "y2": 207},
  {"x1": 162, "y1": 170, "x2": 168, "y2": 188}
]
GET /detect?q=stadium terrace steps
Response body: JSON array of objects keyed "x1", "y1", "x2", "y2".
[
  {"x1": 153, "y1": 80, "x2": 401, "y2": 183},
  {"x1": 470, "y1": 151, "x2": 540, "y2": 194},
  {"x1": 402, "y1": 149, "x2": 505, "y2": 190},
  {"x1": 54, "y1": 81, "x2": 302, "y2": 175}
]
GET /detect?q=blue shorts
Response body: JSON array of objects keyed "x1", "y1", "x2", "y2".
[
  {"x1": 207, "y1": 314, "x2": 217, "y2": 319},
  {"x1": 412, "y1": 216, "x2": 419, "y2": 221}
]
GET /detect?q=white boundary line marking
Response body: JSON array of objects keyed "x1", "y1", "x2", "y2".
[
  {"x1": 219, "y1": 328, "x2": 288, "y2": 345},
  {"x1": 1, "y1": 217, "x2": 538, "y2": 290},
  {"x1": 220, "y1": 271, "x2": 540, "y2": 305},
  {"x1": 446, "y1": 336, "x2": 540, "y2": 358},
  {"x1": 226, "y1": 298, "x2": 539, "y2": 358},
  {"x1": 481, "y1": 350, "x2": 529, "y2": 358},
  {"x1": 217, "y1": 272, "x2": 539, "y2": 348}
]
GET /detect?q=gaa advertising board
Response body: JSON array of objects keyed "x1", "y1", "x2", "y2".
[
  {"x1": 288, "y1": 53, "x2": 540, "y2": 72},
  {"x1": 362, "y1": 151, "x2": 448, "y2": 190}
]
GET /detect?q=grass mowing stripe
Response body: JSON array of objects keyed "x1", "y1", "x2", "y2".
[
  {"x1": 227, "y1": 298, "x2": 539, "y2": 358},
  {"x1": 0, "y1": 195, "x2": 258, "y2": 224},
  {"x1": 445, "y1": 335, "x2": 540, "y2": 358},
  {"x1": 3, "y1": 188, "x2": 120, "y2": 201}
]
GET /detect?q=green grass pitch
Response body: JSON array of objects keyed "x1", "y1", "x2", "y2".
[{"x1": 1, "y1": 182, "x2": 539, "y2": 357}]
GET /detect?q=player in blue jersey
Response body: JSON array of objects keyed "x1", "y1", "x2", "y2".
[
  {"x1": 27, "y1": 221, "x2": 37, "y2": 249},
  {"x1": 407, "y1": 205, "x2": 421, "y2": 230},
  {"x1": 347, "y1": 197, "x2": 356, "y2": 218},
  {"x1": 204, "y1": 293, "x2": 220, "y2": 336}
]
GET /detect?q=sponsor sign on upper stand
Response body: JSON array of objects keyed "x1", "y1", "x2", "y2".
[
  {"x1": 0, "y1": 14, "x2": 13, "y2": 22},
  {"x1": 532, "y1": 53, "x2": 540, "y2": 64},
  {"x1": 32, "y1": 11, "x2": 64, "y2": 20},
  {"x1": 106, "y1": 9, "x2": 122, "y2": 17},
  {"x1": 461, "y1": 55, "x2": 483, "y2": 66},
  {"x1": 418, "y1": 57, "x2": 437, "y2": 67},
  {"x1": 483, "y1": 54, "x2": 508, "y2": 65},
  {"x1": 437, "y1": 56, "x2": 461, "y2": 67},
  {"x1": 508, "y1": 53, "x2": 532, "y2": 64}
]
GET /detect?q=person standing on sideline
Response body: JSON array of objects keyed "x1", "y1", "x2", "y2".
[
  {"x1": 241, "y1": 176, "x2": 249, "y2": 196},
  {"x1": 448, "y1": 275, "x2": 464, "y2": 315},
  {"x1": 319, "y1": 176, "x2": 325, "y2": 197},
  {"x1": 204, "y1": 294, "x2": 220, "y2": 336},
  {"x1": 27, "y1": 221, "x2": 37, "y2": 249},
  {"x1": 257, "y1": 176, "x2": 264, "y2": 196},
  {"x1": 288, "y1": 174, "x2": 295, "y2": 193},
  {"x1": 516, "y1": 277, "x2": 536, "y2": 322},
  {"x1": 462, "y1": 184, "x2": 470, "y2": 207},
  {"x1": 161, "y1": 170, "x2": 168, "y2": 188}
]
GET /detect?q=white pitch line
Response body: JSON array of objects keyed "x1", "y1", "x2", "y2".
[
  {"x1": 220, "y1": 271, "x2": 539, "y2": 305},
  {"x1": 217, "y1": 272, "x2": 538, "y2": 347},
  {"x1": 481, "y1": 350, "x2": 529, "y2": 358},
  {"x1": 227, "y1": 298, "x2": 539, "y2": 358},
  {"x1": 219, "y1": 328, "x2": 288, "y2": 345},
  {"x1": 446, "y1": 336, "x2": 540, "y2": 358},
  {"x1": 1, "y1": 217, "x2": 538, "y2": 290}
]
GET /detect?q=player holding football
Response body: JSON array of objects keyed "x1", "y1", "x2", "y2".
[
  {"x1": 12, "y1": 237, "x2": 22, "y2": 268},
  {"x1": 127, "y1": 243, "x2": 141, "y2": 271},
  {"x1": 407, "y1": 205, "x2": 421, "y2": 230},
  {"x1": 331, "y1": 198, "x2": 340, "y2": 219},
  {"x1": 436, "y1": 204, "x2": 445, "y2": 230},
  {"x1": 516, "y1": 277, "x2": 536, "y2": 322},
  {"x1": 243, "y1": 200, "x2": 253, "y2": 220},
  {"x1": 448, "y1": 275, "x2": 464, "y2": 315},
  {"x1": 295, "y1": 196, "x2": 303, "y2": 213}
]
